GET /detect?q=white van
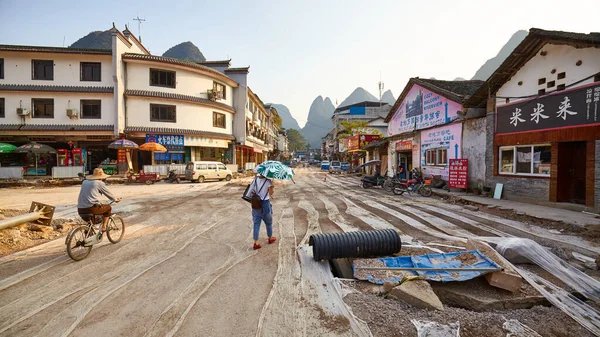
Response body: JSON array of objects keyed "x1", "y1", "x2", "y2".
[{"x1": 185, "y1": 161, "x2": 233, "y2": 183}]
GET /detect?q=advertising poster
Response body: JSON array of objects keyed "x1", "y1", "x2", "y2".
[
  {"x1": 448, "y1": 159, "x2": 468, "y2": 189},
  {"x1": 388, "y1": 84, "x2": 462, "y2": 136},
  {"x1": 420, "y1": 123, "x2": 462, "y2": 180}
]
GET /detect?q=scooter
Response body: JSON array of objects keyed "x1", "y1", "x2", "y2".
[
  {"x1": 392, "y1": 169, "x2": 432, "y2": 197},
  {"x1": 167, "y1": 170, "x2": 181, "y2": 184},
  {"x1": 360, "y1": 174, "x2": 387, "y2": 189}
]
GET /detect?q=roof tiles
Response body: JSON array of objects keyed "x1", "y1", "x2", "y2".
[
  {"x1": 125, "y1": 126, "x2": 235, "y2": 140},
  {"x1": 0, "y1": 84, "x2": 114, "y2": 93},
  {"x1": 125, "y1": 90, "x2": 235, "y2": 113}
]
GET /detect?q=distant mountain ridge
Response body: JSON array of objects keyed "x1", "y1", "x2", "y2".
[
  {"x1": 301, "y1": 96, "x2": 335, "y2": 148},
  {"x1": 381, "y1": 90, "x2": 396, "y2": 104},
  {"x1": 69, "y1": 30, "x2": 112, "y2": 49},
  {"x1": 471, "y1": 30, "x2": 528, "y2": 80},
  {"x1": 338, "y1": 87, "x2": 378, "y2": 108},
  {"x1": 268, "y1": 103, "x2": 301, "y2": 130},
  {"x1": 162, "y1": 42, "x2": 206, "y2": 62}
]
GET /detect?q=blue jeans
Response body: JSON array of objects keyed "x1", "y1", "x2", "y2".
[{"x1": 252, "y1": 200, "x2": 273, "y2": 241}]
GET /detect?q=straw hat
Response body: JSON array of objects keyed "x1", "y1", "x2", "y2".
[{"x1": 87, "y1": 168, "x2": 110, "y2": 180}]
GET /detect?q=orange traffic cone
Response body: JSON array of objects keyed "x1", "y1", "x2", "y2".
[{"x1": 323, "y1": 177, "x2": 327, "y2": 182}]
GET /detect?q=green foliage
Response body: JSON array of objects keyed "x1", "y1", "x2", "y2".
[{"x1": 287, "y1": 129, "x2": 309, "y2": 152}]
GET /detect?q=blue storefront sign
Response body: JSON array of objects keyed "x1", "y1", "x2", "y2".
[{"x1": 145, "y1": 134, "x2": 185, "y2": 152}]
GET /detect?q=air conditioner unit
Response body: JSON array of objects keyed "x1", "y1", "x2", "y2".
[
  {"x1": 66, "y1": 109, "x2": 79, "y2": 118},
  {"x1": 16, "y1": 108, "x2": 30, "y2": 116}
]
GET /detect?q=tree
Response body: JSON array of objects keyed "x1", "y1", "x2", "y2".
[
  {"x1": 287, "y1": 129, "x2": 308, "y2": 152},
  {"x1": 336, "y1": 120, "x2": 380, "y2": 139}
]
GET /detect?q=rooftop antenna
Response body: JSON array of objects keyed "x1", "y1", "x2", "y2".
[
  {"x1": 133, "y1": 15, "x2": 146, "y2": 42},
  {"x1": 378, "y1": 71, "x2": 384, "y2": 107},
  {"x1": 62, "y1": 36, "x2": 66, "y2": 48}
]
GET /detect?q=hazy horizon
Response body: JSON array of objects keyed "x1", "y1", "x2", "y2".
[{"x1": 1, "y1": 0, "x2": 598, "y2": 128}]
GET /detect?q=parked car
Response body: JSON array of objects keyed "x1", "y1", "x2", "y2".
[
  {"x1": 185, "y1": 161, "x2": 233, "y2": 183},
  {"x1": 329, "y1": 161, "x2": 342, "y2": 174},
  {"x1": 341, "y1": 162, "x2": 350, "y2": 172},
  {"x1": 320, "y1": 161, "x2": 330, "y2": 171}
]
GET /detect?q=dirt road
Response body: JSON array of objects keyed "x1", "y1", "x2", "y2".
[{"x1": 0, "y1": 169, "x2": 599, "y2": 336}]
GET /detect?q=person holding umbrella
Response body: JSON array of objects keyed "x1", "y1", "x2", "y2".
[{"x1": 245, "y1": 161, "x2": 295, "y2": 250}]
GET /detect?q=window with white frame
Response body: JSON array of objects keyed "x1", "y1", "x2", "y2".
[
  {"x1": 499, "y1": 145, "x2": 551, "y2": 176},
  {"x1": 425, "y1": 148, "x2": 447, "y2": 166}
]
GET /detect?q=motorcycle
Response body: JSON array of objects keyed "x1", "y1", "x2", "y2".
[
  {"x1": 167, "y1": 170, "x2": 181, "y2": 184},
  {"x1": 392, "y1": 169, "x2": 433, "y2": 197},
  {"x1": 360, "y1": 174, "x2": 387, "y2": 189}
]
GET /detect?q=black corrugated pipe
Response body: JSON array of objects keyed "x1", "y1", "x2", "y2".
[{"x1": 308, "y1": 229, "x2": 401, "y2": 261}]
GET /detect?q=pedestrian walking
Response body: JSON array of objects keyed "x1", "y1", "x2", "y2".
[{"x1": 246, "y1": 174, "x2": 276, "y2": 249}]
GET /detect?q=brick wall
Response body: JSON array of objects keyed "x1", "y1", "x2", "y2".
[{"x1": 485, "y1": 112, "x2": 550, "y2": 203}]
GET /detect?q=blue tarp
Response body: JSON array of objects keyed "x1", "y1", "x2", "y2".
[{"x1": 354, "y1": 250, "x2": 501, "y2": 284}]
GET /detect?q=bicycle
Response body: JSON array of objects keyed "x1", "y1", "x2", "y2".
[{"x1": 65, "y1": 200, "x2": 125, "y2": 261}]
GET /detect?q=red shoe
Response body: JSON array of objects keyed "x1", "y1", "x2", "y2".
[
  {"x1": 253, "y1": 243, "x2": 262, "y2": 250},
  {"x1": 268, "y1": 237, "x2": 277, "y2": 244}
]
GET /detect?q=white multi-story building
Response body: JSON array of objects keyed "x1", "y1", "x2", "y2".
[{"x1": 0, "y1": 24, "x2": 267, "y2": 175}]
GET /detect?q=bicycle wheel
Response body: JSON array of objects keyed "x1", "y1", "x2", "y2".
[
  {"x1": 419, "y1": 185, "x2": 433, "y2": 197},
  {"x1": 383, "y1": 179, "x2": 393, "y2": 192},
  {"x1": 106, "y1": 215, "x2": 125, "y2": 243},
  {"x1": 66, "y1": 226, "x2": 92, "y2": 261}
]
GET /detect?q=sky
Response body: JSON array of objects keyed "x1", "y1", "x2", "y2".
[{"x1": 1, "y1": 0, "x2": 599, "y2": 128}]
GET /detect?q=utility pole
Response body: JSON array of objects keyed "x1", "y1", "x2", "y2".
[
  {"x1": 378, "y1": 71, "x2": 384, "y2": 108},
  {"x1": 133, "y1": 15, "x2": 146, "y2": 42}
]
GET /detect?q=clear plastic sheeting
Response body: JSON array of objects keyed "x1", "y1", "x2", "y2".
[
  {"x1": 515, "y1": 267, "x2": 600, "y2": 336},
  {"x1": 492, "y1": 238, "x2": 600, "y2": 302},
  {"x1": 411, "y1": 320, "x2": 460, "y2": 337},
  {"x1": 503, "y1": 319, "x2": 542, "y2": 337}
]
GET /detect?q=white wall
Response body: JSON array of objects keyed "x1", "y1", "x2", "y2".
[
  {"x1": 1, "y1": 92, "x2": 114, "y2": 124},
  {"x1": 126, "y1": 97, "x2": 234, "y2": 135},
  {"x1": 0, "y1": 52, "x2": 113, "y2": 87},
  {"x1": 125, "y1": 63, "x2": 233, "y2": 107},
  {"x1": 497, "y1": 44, "x2": 600, "y2": 105}
]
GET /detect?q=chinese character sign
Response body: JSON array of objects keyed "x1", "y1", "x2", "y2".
[
  {"x1": 145, "y1": 134, "x2": 185, "y2": 152},
  {"x1": 496, "y1": 82, "x2": 600, "y2": 134},
  {"x1": 347, "y1": 135, "x2": 381, "y2": 151},
  {"x1": 448, "y1": 159, "x2": 468, "y2": 189},
  {"x1": 388, "y1": 84, "x2": 462, "y2": 136}
]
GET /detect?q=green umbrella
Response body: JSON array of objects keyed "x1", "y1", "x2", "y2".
[
  {"x1": 0, "y1": 143, "x2": 17, "y2": 153},
  {"x1": 254, "y1": 160, "x2": 295, "y2": 181}
]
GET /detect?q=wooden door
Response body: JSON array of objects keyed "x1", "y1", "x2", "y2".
[{"x1": 557, "y1": 142, "x2": 587, "y2": 204}]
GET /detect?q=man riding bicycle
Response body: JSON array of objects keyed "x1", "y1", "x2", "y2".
[{"x1": 77, "y1": 168, "x2": 121, "y2": 231}]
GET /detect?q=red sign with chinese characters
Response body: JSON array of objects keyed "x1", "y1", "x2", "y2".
[
  {"x1": 347, "y1": 134, "x2": 381, "y2": 151},
  {"x1": 448, "y1": 159, "x2": 468, "y2": 189},
  {"x1": 117, "y1": 149, "x2": 127, "y2": 163},
  {"x1": 395, "y1": 140, "x2": 413, "y2": 151}
]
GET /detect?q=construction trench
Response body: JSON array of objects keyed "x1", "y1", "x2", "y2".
[{"x1": 0, "y1": 170, "x2": 599, "y2": 337}]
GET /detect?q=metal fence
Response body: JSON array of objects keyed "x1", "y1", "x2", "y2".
[
  {"x1": 52, "y1": 166, "x2": 84, "y2": 179},
  {"x1": 0, "y1": 167, "x2": 23, "y2": 179},
  {"x1": 143, "y1": 164, "x2": 187, "y2": 176}
]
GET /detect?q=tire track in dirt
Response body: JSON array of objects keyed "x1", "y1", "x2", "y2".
[{"x1": 408, "y1": 204, "x2": 501, "y2": 237}]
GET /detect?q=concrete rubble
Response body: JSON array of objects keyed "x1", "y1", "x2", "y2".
[
  {"x1": 466, "y1": 238, "x2": 524, "y2": 292},
  {"x1": 385, "y1": 279, "x2": 444, "y2": 311}
]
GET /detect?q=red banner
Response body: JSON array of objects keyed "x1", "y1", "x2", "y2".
[
  {"x1": 347, "y1": 134, "x2": 381, "y2": 151},
  {"x1": 448, "y1": 159, "x2": 468, "y2": 189},
  {"x1": 395, "y1": 140, "x2": 412, "y2": 151},
  {"x1": 117, "y1": 149, "x2": 127, "y2": 163}
]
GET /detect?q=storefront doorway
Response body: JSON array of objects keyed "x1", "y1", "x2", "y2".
[
  {"x1": 557, "y1": 141, "x2": 587, "y2": 204},
  {"x1": 397, "y1": 152, "x2": 412, "y2": 176}
]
